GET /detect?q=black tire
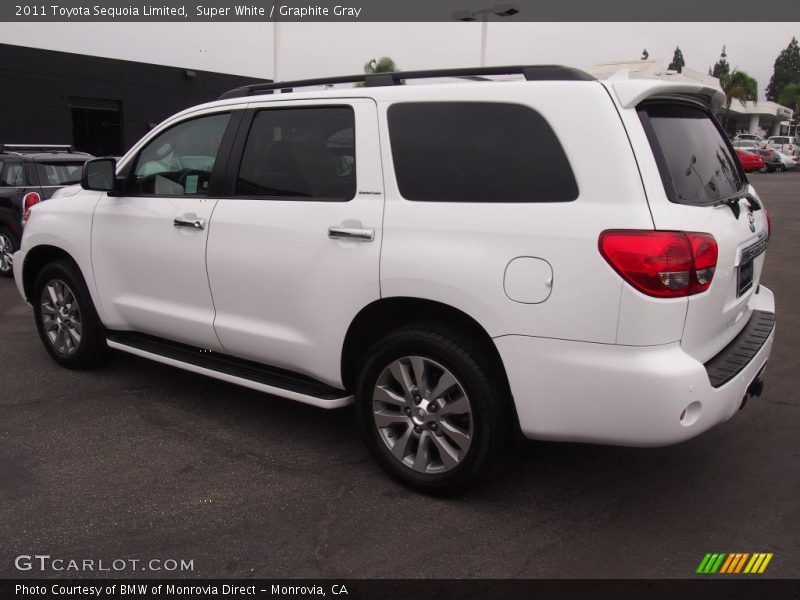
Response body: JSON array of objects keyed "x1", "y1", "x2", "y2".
[
  {"x1": 33, "y1": 259, "x2": 108, "y2": 369},
  {"x1": 0, "y1": 226, "x2": 18, "y2": 279},
  {"x1": 356, "y1": 325, "x2": 509, "y2": 494}
]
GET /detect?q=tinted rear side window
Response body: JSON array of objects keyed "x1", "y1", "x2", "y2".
[
  {"x1": 236, "y1": 106, "x2": 355, "y2": 201},
  {"x1": 35, "y1": 161, "x2": 86, "y2": 186},
  {"x1": 639, "y1": 103, "x2": 744, "y2": 205},
  {"x1": 387, "y1": 102, "x2": 578, "y2": 203}
]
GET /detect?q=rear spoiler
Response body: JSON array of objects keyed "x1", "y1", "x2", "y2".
[{"x1": 605, "y1": 78, "x2": 726, "y2": 111}]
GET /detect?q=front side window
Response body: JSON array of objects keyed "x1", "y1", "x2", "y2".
[
  {"x1": 235, "y1": 106, "x2": 356, "y2": 200},
  {"x1": 35, "y1": 162, "x2": 85, "y2": 186},
  {"x1": 130, "y1": 112, "x2": 230, "y2": 196},
  {"x1": 387, "y1": 102, "x2": 578, "y2": 203},
  {"x1": 639, "y1": 103, "x2": 744, "y2": 206}
]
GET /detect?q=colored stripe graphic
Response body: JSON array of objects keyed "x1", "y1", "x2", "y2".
[{"x1": 700, "y1": 552, "x2": 773, "y2": 574}]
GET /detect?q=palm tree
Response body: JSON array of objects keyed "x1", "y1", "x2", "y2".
[
  {"x1": 355, "y1": 56, "x2": 401, "y2": 87},
  {"x1": 720, "y1": 70, "x2": 758, "y2": 130}
]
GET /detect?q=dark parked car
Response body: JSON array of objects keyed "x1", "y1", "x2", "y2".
[
  {"x1": 0, "y1": 145, "x2": 92, "y2": 277},
  {"x1": 752, "y1": 148, "x2": 782, "y2": 173}
]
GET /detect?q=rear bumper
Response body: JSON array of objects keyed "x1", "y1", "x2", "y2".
[{"x1": 496, "y1": 286, "x2": 775, "y2": 447}]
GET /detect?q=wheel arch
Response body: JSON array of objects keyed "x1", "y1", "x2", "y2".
[
  {"x1": 21, "y1": 245, "x2": 78, "y2": 302},
  {"x1": 341, "y1": 297, "x2": 513, "y2": 400}
]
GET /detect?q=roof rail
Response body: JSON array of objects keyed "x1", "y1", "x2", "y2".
[
  {"x1": 218, "y1": 65, "x2": 595, "y2": 100},
  {"x1": 0, "y1": 144, "x2": 78, "y2": 154}
]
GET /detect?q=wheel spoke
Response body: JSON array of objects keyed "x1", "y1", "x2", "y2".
[
  {"x1": 66, "y1": 325, "x2": 81, "y2": 345},
  {"x1": 430, "y1": 432, "x2": 460, "y2": 469},
  {"x1": 373, "y1": 409, "x2": 408, "y2": 428},
  {"x1": 440, "y1": 420, "x2": 471, "y2": 450},
  {"x1": 41, "y1": 303, "x2": 57, "y2": 316},
  {"x1": 46, "y1": 284, "x2": 60, "y2": 307},
  {"x1": 430, "y1": 370, "x2": 458, "y2": 401},
  {"x1": 438, "y1": 394, "x2": 470, "y2": 417},
  {"x1": 373, "y1": 384, "x2": 407, "y2": 407},
  {"x1": 390, "y1": 425, "x2": 414, "y2": 461},
  {"x1": 389, "y1": 360, "x2": 414, "y2": 397},
  {"x1": 409, "y1": 356, "x2": 428, "y2": 396},
  {"x1": 413, "y1": 431, "x2": 432, "y2": 472}
]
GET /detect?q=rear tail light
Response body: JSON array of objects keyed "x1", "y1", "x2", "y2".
[
  {"x1": 21, "y1": 191, "x2": 41, "y2": 226},
  {"x1": 599, "y1": 230, "x2": 718, "y2": 298}
]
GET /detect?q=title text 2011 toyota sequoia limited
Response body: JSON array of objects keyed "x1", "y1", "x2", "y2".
[{"x1": 13, "y1": 66, "x2": 775, "y2": 492}]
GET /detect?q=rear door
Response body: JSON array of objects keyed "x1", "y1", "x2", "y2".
[
  {"x1": 205, "y1": 98, "x2": 384, "y2": 388},
  {"x1": 637, "y1": 100, "x2": 769, "y2": 362}
]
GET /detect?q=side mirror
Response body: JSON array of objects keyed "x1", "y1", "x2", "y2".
[{"x1": 81, "y1": 158, "x2": 125, "y2": 195}]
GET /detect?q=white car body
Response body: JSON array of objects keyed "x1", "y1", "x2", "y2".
[
  {"x1": 14, "y1": 71, "x2": 775, "y2": 451},
  {"x1": 767, "y1": 136, "x2": 798, "y2": 156},
  {"x1": 775, "y1": 150, "x2": 798, "y2": 170}
]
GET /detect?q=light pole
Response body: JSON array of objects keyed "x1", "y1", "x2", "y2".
[
  {"x1": 451, "y1": 4, "x2": 521, "y2": 67},
  {"x1": 272, "y1": 19, "x2": 280, "y2": 82}
]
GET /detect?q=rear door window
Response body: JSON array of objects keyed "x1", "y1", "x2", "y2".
[
  {"x1": 387, "y1": 102, "x2": 578, "y2": 203},
  {"x1": 235, "y1": 106, "x2": 356, "y2": 201},
  {"x1": 638, "y1": 103, "x2": 744, "y2": 205}
]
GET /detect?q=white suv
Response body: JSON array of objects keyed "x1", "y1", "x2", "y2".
[{"x1": 13, "y1": 66, "x2": 775, "y2": 492}]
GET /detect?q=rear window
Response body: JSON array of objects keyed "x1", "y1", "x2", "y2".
[
  {"x1": 387, "y1": 102, "x2": 578, "y2": 203},
  {"x1": 35, "y1": 161, "x2": 86, "y2": 186},
  {"x1": 771, "y1": 137, "x2": 790, "y2": 144},
  {"x1": 639, "y1": 103, "x2": 744, "y2": 205}
]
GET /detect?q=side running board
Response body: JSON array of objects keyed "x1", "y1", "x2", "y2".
[{"x1": 106, "y1": 331, "x2": 353, "y2": 409}]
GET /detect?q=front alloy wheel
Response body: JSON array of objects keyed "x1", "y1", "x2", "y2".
[
  {"x1": 373, "y1": 356, "x2": 473, "y2": 474},
  {"x1": 0, "y1": 231, "x2": 14, "y2": 276},
  {"x1": 40, "y1": 279, "x2": 83, "y2": 355}
]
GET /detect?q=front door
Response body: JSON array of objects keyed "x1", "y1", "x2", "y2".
[{"x1": 91, "y1": 111, "x2": 234, "y2": 350}]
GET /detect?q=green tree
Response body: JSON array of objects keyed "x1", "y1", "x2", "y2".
[
  {"x1": 720, "y1": 70, "x2": 759, "y2": 129},
  {"x1": 710, "y1": 46, "x2": 730, "y2": 79},
  {"x1": 641, "y1": 48, "x2": 649, "y2": 60},
  {"x1": 766, "y1": 37, "x2": 800, "y2": 101},
  {"x1": 778, "y1": 82, "x2": 800, "y2": 111},
  {"x1": 355, "y1": 56, "x2": 401, "y2": 86},
  {"x1": 668, "y1": 46, "x2": 685, "y2": 73}
]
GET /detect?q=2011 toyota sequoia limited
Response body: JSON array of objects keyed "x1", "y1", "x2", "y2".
[{"x1": 13, "y1": 66, "x2": 775, "y2": 492}]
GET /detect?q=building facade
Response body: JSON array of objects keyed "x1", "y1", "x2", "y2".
[{"x1": 0, "y1": 43, "x2": 268, "y2": 156}]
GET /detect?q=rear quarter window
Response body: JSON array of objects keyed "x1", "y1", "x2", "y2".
[
  {"x1": 638, "y1": 102, "x2": 744, "y2": 206},
  {"x1": 387, "y1": 102, "x2": 578, "y2": 203}
]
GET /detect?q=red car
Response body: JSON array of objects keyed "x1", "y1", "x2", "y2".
[{"x1": 735, "y1": 149, "x2": 766, "y2": 173}]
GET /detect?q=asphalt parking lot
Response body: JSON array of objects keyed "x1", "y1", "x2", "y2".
[{"x1": 1, "y1": 171, "x2": 798, "y2": 580}]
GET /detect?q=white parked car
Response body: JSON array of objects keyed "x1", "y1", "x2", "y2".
[
  {"x1": 13, "y1": 66, "x2": 775, "y2": 492},
  {"x1": 732, "y1": 139, "x2": 761, "y2": 151},
  {"x1": 733, "y1": 133, "x2": 766, "y2": 147},
  {"x1": 767, "y1": 136, "x2": 798, "y2": 156},
  {"x1": 775, "y1": 150, "x2": 798, "y2": 170}
]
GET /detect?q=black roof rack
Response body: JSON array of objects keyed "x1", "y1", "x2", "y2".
[
  {"x1": 0, "y1": 144, "x2": 89, "y2": 155},
  {"x1": 218, "y1": 65, "x2": 595, "y2": 100}
]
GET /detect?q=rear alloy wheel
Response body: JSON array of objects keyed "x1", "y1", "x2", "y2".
[
  {"x1": 373, "y1": 356, "x2": 473, "y2": 475},
  {"x1": 357, "y1": 326, "x2": 509, "y2": 493},
  {"x1": 33, "y1": 260, "x2": 108, "y2": 369},
  {"x1": 0, "y1": 227, "x2": 17, "y2": 278}
]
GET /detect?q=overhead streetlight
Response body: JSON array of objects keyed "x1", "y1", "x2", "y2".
[{"x1": 451, "y1": 4, "x2": 521, "y2": 67}]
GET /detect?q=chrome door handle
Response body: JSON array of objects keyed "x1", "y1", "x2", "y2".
[
  {"x1": 173, "y1": 217, "x2": 206, "y2": 230},
  {"x1": 328, "y1": 227, "x2": 374, "y2": 242}
]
